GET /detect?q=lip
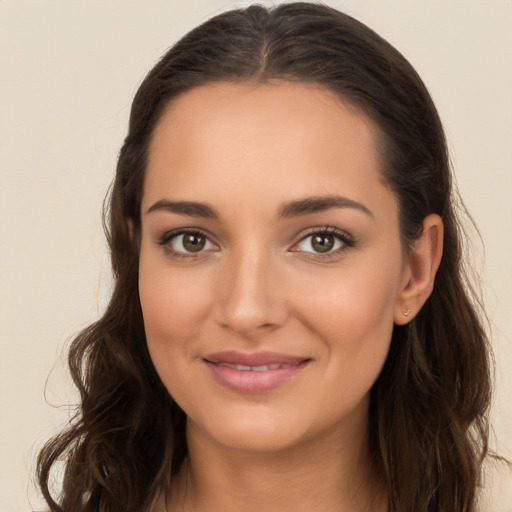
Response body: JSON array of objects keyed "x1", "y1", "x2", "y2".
[{"x1": 203, "y1": 351, "x2": 311, "y2": 393}]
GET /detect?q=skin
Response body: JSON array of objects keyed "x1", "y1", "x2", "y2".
[{"x1": 138, "y1": 81, "x2": 443, "y2": 512}]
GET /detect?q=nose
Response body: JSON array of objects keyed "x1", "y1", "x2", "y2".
[{"x1": 214, "y1": 246, "x2": 288, "y2": 337}]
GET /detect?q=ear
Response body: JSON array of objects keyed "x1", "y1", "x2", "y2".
[{"x1": 394, "y1": 214, "x2": 444, "y2": 325}]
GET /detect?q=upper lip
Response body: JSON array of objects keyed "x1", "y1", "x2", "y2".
[{"x1": 204, "y1": 351, "x2": 310, "y2": 367}]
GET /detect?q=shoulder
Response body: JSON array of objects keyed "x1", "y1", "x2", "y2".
[{"x1": 477, "y1": 457, "x2": 512, "y2": 512}]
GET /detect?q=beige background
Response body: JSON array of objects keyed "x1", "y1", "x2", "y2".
[{"x1": 1, "y1": 1, "x2": 511, "y2": 510}]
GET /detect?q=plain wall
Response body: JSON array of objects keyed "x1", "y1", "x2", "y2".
[{"x1": 1, "y1": 1, "x2": 511, "y2": 510}]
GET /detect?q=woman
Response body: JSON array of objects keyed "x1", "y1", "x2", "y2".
[{"x1": 36, "y1": 3, "x2": 505, "y2": 511}]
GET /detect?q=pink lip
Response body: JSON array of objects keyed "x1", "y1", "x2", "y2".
[{"x1": 203, "y1": 351, "x2": 311, "y2": 393}]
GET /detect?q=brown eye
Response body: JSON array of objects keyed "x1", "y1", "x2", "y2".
[
  {"x1": 161, "y1": 231, "x2": 217, "y2": 255},
  {"x1": 182, "y1": 233, "x2": 206, "y2": 252},
  {"x1": 311, "y1": 234, "x2": 335, "y2": 253},
  {"x1": 292, "y1": 228, "x2": 353, "y2": 256}
]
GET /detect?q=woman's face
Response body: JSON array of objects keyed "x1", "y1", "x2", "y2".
[{"x1": 139, "y1": 81, "x2": 410, "y2": 453}]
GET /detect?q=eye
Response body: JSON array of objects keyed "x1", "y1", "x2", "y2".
[
  {"x1": 159, "y1": 229, "x2": 218, "y2": 256},
  {"x1": 292, "y1": 228, "x2": 354, "y2": 255}
]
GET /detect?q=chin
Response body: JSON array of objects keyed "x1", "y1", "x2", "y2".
[{"x1": 188, "y1": 408, "x2": 311, "y2": 454}]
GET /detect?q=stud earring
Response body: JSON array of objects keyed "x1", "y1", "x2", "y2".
[{"x1": 402, "y1": 306, "x2": 412, "y2": 317}]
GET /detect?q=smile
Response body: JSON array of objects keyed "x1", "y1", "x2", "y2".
[
  {"x1": 203, "y1": 351, "x2": 311, "y2": 393},
  {"x1": 213, "y1": 362, "x2": 296, "y2": 371}
]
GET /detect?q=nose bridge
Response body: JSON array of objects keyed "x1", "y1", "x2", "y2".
[{"x1": 215, "y1": 241, "x2": 285, "y2": 334}]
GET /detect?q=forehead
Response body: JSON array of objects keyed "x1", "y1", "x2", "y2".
[{"x1": 143, "y1": 81, "x2": 391, "y2": 216}]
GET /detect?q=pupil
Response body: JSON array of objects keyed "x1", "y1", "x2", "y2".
[
  {"x1": 312, "y1": 234, "x2": 334, "y2": 253},
  {"x1": 183, "y1": 234, "x2": 205, "y2": 252}
]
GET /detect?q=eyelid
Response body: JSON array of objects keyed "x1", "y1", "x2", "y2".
[
  {"x1": 158, "y1": 227, "x2": 220, "y2": 257},
  {"x1": 156, "y1": 225, "x2": 355, "y2": 259},
  {"x1": 289, "y1": 226, "x2": 355, "y2": 257}
]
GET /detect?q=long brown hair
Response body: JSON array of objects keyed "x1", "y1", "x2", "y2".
[{"x1": 37, "y1": 3, "x2": 492, "y2": 511}]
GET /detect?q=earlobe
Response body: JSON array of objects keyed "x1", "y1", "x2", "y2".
[{"x1": 394, "y1": 214, "x2": 444, "y2": 325}]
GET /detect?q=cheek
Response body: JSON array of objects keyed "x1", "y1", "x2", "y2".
[
  {"x1": 140, "y1": 277, "x2": 207, "y2": 340},
  {"x1": 138, "y1": 253, "x2": 214, "y2": 377},
  {"x1": 296, "y1": 262, "x2": 399, "y2": 339},
  {"x1": 292, "y1": 258, "x2": 401, "y2": 391}
]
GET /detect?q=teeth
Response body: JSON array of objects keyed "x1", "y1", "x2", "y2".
[{"x1": 216, "y1": 362, "x2": 292, "y2": 371}]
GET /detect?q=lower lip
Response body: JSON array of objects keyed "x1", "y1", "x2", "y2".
[{"x1": 204, "y1": 360, "x2": 310, "y2": 393}]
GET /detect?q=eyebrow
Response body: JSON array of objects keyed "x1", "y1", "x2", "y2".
[
  {"x1": 146, "y1": 195, "x2": 373, "y2": 219},
  {"x1": 278, "y1": 195, "x2": 373, "y2": 219},
  {"x1": 146, "y1": 200, "x2": 219, "y2": 218}
]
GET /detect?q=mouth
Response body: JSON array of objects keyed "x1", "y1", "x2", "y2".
[
  {"x1": 209, "y1": 362, "x2": 300, "y2": 371},
  {"x1": 203, "y1": 351, "x2": 312, "y2": 393}
]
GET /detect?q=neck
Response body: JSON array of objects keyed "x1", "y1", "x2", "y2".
[{"x1": 167, "y1": 415, "x2": 387, "y2": 512}]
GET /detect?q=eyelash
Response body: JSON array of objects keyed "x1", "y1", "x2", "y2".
[
  {"x1": 158, "y1": 228, "x2": 217, "y2": 260},
  {"x1": 293, "y1": 226, "x2": 355, "y2": 260},
  {"x1": 157, "y1": 226, "x2": 355, "y2": 260}
]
